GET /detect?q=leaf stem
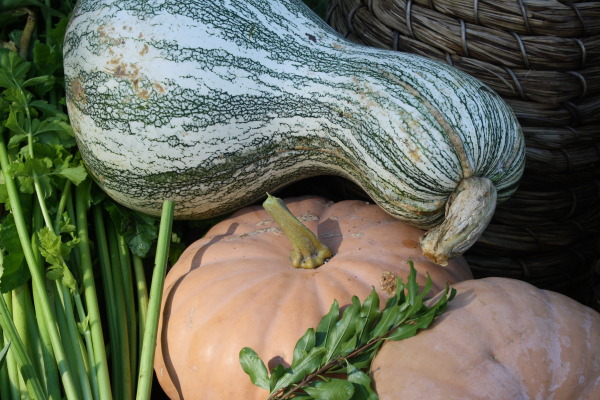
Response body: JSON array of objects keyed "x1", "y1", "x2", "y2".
[
  {"x1": 93, "y1": 206, "x2": 123, "y2": 398},
  {"x1": 60, "y1": 280, "x2": 95, "y2": 400},
  {"x1": 31, "y1": 205, "x2": 61, "y2": 400},
  {"x1": 117, "y1": 233, "x2": 138, "y2": 380},
  {"x1": 75, "y1": 183, "x2": 113, "y2": 400},
  {"x1": 132, "y1": 254, "x2": 149, "y2": 357},
  {"x1": 0, "y1": 289, "x2": 47, "y2": 399},
  {"x1": 106, "y1": 220, "x2": 132, "y2": 400}
]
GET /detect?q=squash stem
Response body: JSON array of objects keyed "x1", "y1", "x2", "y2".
[
  {"x1": 420, "y1": 176, "x2": 497, "y2": 265},
  {"x1": 263, "y1": 194, "x2": 332, "y2": 269}
]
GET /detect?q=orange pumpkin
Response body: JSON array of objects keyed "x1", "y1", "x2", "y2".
[
  {"x1": 371, "y1": 277, "x2": 600, "y2": 399},
  {"x1": 154, "y1": 196, "x2": 472, "y2": 399}
]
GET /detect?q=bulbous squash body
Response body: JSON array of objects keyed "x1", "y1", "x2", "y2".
[
  {"x1": 63, "y1": 0, "x2": 524, "y2": 253},
  {"x1": 154, "y1": 196, "x2": 472, "y2": 399},
  {"x1": 371, "y1": 278, "x2": 600, "y2": 400}
]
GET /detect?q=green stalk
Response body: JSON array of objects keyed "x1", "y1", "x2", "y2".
[
  {"x1": 93, "y1": 206, "x2": 123, "y2": 398},
  {"x1": 10, "y1": 286, "x2": 30, "y2": 398},
  {"x1": 52, "y1": 285, "x2": 83, "y2": 398},
  {"x1": 0, "y1": 291, "x2": 47, "y2": 399},
  {"x1": 75, "y1": 184, "x2": 112, "y2": 400},
  {"x1": 117, "y1": 233, "x2": 138, "y2": 380},
  {"x1": 32, "y1": 201, "x2": 61, "y2": 400},
  {"x1": 16, "y1": 284, "x2": 47, "y2": 392},
  {"x1": 73, "y1": 292, "x2": 100, "y2": 400},
  {"x1": 136, "y1": 200, "x2": 174, "y2": 400},
  {"x1": 2, "y1": 293, "x2": 19, "y2": 400},
  {"x1": 31, "y1": 285, "x2": 60, "y2": 400},
  {"x1": 54, "y1": 180, "x2": 72, "y2": 232},
  {"x1": 0, "y1": 129, "x2": 79, "y2": 400},
  {"x1": 132, "y1": 254, "x2": 149, "y2": 356},
  {"x1": 0, "y1": 332, "x2": 12, "y2": 400},
  {"x1": 55, "y1": 282, "x2": 93, "y2": 400},
  {"x1": 106, "y1": 220, "x2": 132, "y2": 400},
  {"x1": 63, "y1": 190, "x2": 99, "y2": 398}
]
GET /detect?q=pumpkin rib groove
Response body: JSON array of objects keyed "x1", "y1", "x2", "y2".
[{"x1": 164, "y1": 262, "x2": 281, "y2": 322}]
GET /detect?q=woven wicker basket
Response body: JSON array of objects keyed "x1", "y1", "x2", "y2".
[{"x1": 326, "y1": 0, "x2": 600, "y2": 308}]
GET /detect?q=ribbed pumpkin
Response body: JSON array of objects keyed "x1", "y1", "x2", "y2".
[
  {"x1": 154, "y1": 196, "x2": 472, "y2": 399},
  {"x1": 371, "y1": 278, "x2": 600, "y2": 399}
]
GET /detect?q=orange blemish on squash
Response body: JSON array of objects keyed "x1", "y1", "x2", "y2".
[
  {"x1": 402, "y1": 239, "x2": 419, "y2": 249},
  {"x1": 70, "y1": 77, "x2": 86, "y2": 104}
]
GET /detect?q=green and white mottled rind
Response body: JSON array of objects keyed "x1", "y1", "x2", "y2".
[{"x1": 63, "y1": 0, "x2": 524, "y2": 229}]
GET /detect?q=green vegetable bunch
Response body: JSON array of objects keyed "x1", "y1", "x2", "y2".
[
  {"x1": 241, "y1": 265, "x2": 455, "y2": 399},
  {"x1": 0, "y1": 2, "x2": 176, "y2": 399}
]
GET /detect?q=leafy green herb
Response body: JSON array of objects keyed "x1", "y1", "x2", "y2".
[{"x1": 240, "y1": 264, "x2": 456, "y2": 399}]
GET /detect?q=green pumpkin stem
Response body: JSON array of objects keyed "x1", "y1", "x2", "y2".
[{"x1": 263, "y1": 194, "x2": 332, "y2": 269}]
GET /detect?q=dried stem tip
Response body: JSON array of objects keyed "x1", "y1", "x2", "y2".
[
  {"x1": 420, "y1": 177, "x2": 497, "y2": 266},
  {"x1": 263, "y1": 194, "x2": 332, "y2": 269}
]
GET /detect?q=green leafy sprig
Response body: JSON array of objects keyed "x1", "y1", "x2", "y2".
[{"x1": 240, "y1": 264, "x2": 456, "y2": 400}]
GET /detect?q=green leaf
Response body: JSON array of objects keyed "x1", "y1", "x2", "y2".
[
  {"x1": 324, "y1": 296, "x2": 360, "y2": 360},
  {"x1": 315, "y1": 299, "x2": 339, "y2": 347},
  {"x1": 37, "y1": 226, "x2": 62, "y2": 267},
  {"x1": 368, "y1": 304, "x2": 401, "y2": 339},
  {"x1": 0, "y1": 50, "x2": 30, "y2": 88},
  {"x1": 269, "y1": 364, "x2": 286, "y2": 391},
  {"x1": 239, "y1": 347, "x2": 271, "y2": 391},
  {"x1": 55, "y1": 163, "x2": 87, "y2": 186},
  {"x1": 346, "y1": 362, "x2": 378, "y2": 400},
  {"x1": 33, "y1": 117, "x2": 74, "y2": 141},
  {"x1": 33, "y1": 41, "x2": 63, "y2": 76},
  {"x1": 29, "y1": 99, "x2": 62, "y2": 119},
  {"x1": 386, "y1": 313, "x2": 434, "y2": 341},
  {"x1": 6, "y1": 132, "x2": 28, "y2": 149},
  {"x1": 271, "y1": 346, "x2": 326, "y2": 394},
  {"x1": 5, "y1": 107, "x2": 29, "y2": 138},
  {"x1": 0, "y1": 214, "x2": 29, "y2": 293},
  {"x1": 103, "y1": 200, "x2": 159, "y2": 258},
  {"x1": 292, "y1": 328, "x2": 316, "y2": 368},
  {"x1": 303, "y1": 378, "x2": 354, "y2": 400},
  {"x1": 8, "y1": 157, "x2": 54, "y2": 197},
  {"x1": 22, "y1": 75, "x2": 53, "y2": 89},
  {"x1": 355, "y1": 289, "x2": 379, "y2": 346}
]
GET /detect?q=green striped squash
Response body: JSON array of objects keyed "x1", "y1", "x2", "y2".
[{"x1": 63, "y1": 0, "x2": 525, "y2": 264}]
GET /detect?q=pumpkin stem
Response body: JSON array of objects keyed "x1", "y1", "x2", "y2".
[
  {"x1": 419, "y1": 177, "x2": 496, "y2": 266},
  {"x1": 263, "y1": 194, "x2": 332, "y2": 269}
]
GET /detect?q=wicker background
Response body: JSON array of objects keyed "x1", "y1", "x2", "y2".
[{"x1": 325, "y1": 0, "x2": 600, "y2": 309}]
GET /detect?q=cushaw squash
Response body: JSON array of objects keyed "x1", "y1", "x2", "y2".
[
  {"x1": 62, "y1": 0, "x2": 525, "y2": 264},
  {"x1": 371, "y1": 278, "x2": 600, "y2": 400},
  {"x1": 154, "y1": 196, "x2": 472, "y2": 399}
]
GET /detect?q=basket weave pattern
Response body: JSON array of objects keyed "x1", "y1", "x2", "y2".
[{"x1": 327, "y1": 0, "x2": 600, "y2": 308}]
